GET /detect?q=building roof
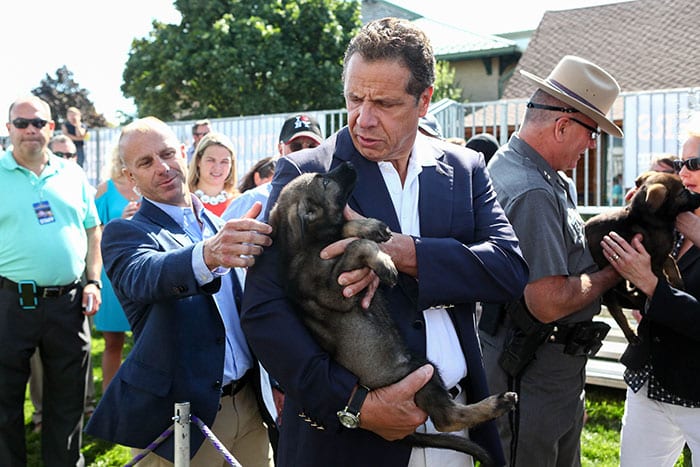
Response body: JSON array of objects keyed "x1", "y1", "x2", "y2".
[
  {"x1": 360, "y1": 0, "x2": 422, "y2": 23},
  {"x1": 413, "y1": 18, "x2": 520, "y2": 60},
  {"x1": 361, "y1": 0, "x2": 520, "y2": 61},
  {"x1": 503, "y1": 0, "x2": 700, "y2": 99}
]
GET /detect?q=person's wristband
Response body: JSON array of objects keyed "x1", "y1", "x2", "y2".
[{"x1": 86, "y1": 279, "x2": 102, "y2": 289}]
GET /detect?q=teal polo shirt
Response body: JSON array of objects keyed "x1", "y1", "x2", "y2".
[{"x1": 0, "y1": 150, "x2": 100, "y2": 285}]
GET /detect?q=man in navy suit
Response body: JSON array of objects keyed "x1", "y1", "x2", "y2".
[
  {"x1": 85, "y1": 117, "x2": 274, "y2": 466},
  {"x1": 241, "y1": 18, "x2": 529, "y2": 467}
]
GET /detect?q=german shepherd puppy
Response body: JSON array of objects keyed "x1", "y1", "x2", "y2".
[
  {"x1": 585, "y1": 171, "x2": 700, "y2": 344},
  {"x1": 268, "y1": 162, "x2": 517, "y2": 466}
]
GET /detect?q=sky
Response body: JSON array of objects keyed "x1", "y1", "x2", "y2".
[{"x1": 1, "y1": 0, "x2": 622, "y2": 131}]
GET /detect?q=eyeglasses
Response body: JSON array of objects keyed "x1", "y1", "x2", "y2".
[
  {"x1": 565, "y1": 117, "x2": 601, "y2": 140},
  {"x1": 674, "y1": 157, "x2": 700, "y2": 172},
  {"x1": 193, "y1": 131, "x2": 209, "y2": 137},
  {"x1": 54, "y1": 151, "x2": 77, "y2": 159},
  {"x1": 289, "y1": 140, "x2": 320, "y2": 152},
  {"x1": 12, "y1": 118, "x2": 49, "y2": 129},
  {"x1": 527, "y1": 102, "x2": 600, "y2": 140}
]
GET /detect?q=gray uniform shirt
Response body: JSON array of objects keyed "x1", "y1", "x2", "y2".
[{"x1": 487, "y1": 134, "x2": 600, "y2": 324}]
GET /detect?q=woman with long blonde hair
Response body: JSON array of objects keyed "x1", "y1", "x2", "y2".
[{"x1": 186, "y1": 132, "x2": 238, "y2": 216}]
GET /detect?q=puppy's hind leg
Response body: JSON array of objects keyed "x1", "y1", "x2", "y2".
[
  {"x1": 605, "y1": 294, "x2": 640, "y2": 345},
  {"x1": 430, "y1": 392, "x2": 518, "y2": 433},
  {"x1": 662, "y1": 255, "x2": 684, "y2": 289},
  {"x1": 415, "y1": 375, "x2": 517, "y2": 433}
]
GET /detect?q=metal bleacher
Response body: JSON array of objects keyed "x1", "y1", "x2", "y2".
[{"x1": 585, "y1": 312, "x2": 631, "y2": 389}]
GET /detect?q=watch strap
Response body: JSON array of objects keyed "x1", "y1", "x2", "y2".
[{"x1": 346, "y1": 384, "x2": 369, "y2": 414}]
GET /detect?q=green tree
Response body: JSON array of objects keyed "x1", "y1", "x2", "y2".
[
  {"x1": 123, "y1": 0, "x2": 361, "y2": 120},
  {"x1": 433, "y1": 60, "x2": 463, "y2": 102},
  {"x1": 31, "y1": 66, "x2": 108, "y2": 128}
]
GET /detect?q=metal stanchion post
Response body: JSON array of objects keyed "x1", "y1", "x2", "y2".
[{"x1": 174, "y1": 402, "x2": 191, "y2": 467}]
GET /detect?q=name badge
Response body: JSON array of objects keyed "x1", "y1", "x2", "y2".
[{"x1": 33, "y1": 200, "x2": 55, "y2": 224}]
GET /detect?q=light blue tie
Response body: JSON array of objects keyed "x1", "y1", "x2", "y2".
[{"x1": 182, "y1": 208, "x2": 202, "y2": 242}]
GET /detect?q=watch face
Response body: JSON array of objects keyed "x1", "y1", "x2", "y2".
[{"x1": 337, "y1": 410, "x2": 359, "y2": 429}]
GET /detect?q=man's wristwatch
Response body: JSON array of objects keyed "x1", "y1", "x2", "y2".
[
  {"x1": 337, "y1": 385, "x2": 369, "y2": 429},
  {"x1": 86, "y1": 279, "x2": 102, "y2": 289}
]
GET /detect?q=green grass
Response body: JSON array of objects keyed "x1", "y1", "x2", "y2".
[
  {"x1": 581, "y1": 386, "x2": 690, "y2": 467},
  {"x1": 22, "y1": 334, "x2": 691, "y2": 466},
  {"x1": 582, "y1": 386, "x2": 626, "y2": 467},
  {"x1": 24, "y1": 332, "x2": 133, "y2": 466}
]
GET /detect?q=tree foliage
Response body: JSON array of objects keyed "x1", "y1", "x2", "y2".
[
  {"x1": 433, "y1": 60, "x2": 464, "y2": 103},
  {"x1": 31, "y1": 66, "x2": 108, "y2": 128},
  {"x1": 122, "y1": 0, "x2": 361, "y2": 120}
]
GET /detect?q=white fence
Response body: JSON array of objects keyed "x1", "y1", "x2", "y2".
[
  {"x1": 82, "y1": 109, "x2": 349, "y2": 187},
  {"x1": 463, "y1": 87, "x2": 700, "y2": 207},
  {"x1": 83, "y1": 88, "x2": 700, "y2": 204}
]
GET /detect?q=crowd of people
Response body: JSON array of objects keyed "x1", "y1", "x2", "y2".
[{"x1": 1, "y1": 16, "x2": 698, "y2": 467}]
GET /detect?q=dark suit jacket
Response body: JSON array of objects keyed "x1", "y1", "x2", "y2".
[
  {"x1": 85, "y1": 197, "x2": 269, "y2": 461},
  {"x1": 241, "y1": 128, "x2": 529, "y2": 466},
  {"x1": 621, "y1": 244, "x2": 700, "y2": 401}
]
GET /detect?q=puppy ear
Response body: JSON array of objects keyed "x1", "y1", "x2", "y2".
[
  {"x1": 635, "y1": 171, "x2": 651, "y2": 188},
  {"x1": 644, "y1": 183, "x2": 668, "y2": 213},
  {"x1": 288, "y1": 199, "x2": 308, "y2": 245}
]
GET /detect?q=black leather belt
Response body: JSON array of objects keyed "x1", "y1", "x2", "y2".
[
  {"x1": 222, "y1": 371, "x2": 250, "y2": 398},
  {"x1": 0, "y1": 276, "x2": 80, "y2": 298}
]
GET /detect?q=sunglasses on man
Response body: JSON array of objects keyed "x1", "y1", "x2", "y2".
[
  {"x1": 12, "y1": 118, "x2": 49, "y2": 129},
  {"x1": 674, "y1": 157, "x2": 700, "y2": 172},
  {"x1": 288, "y1": 140, "x2": 320, "y2": 152},
  {"x1": 54, "y1": 151, "x2": 77, "y2": 159}
]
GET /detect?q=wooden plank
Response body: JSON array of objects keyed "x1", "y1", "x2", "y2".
[{"x1": 586, "y1": 358, "x2": 627, "y2": 389}]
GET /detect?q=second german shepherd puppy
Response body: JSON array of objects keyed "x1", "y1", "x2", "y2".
[
  {"x1": 268, "y1": 162, "x2": 517, "y2": 466},
  {"x1": 585, "y1": 171, "x2": 700, "y2": 344}
]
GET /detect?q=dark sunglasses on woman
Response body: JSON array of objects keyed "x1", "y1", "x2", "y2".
[{"x1": 674, "y1": 157, "x2": 700, "y2": 172}]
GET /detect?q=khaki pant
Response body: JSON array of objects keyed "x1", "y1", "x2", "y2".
[{"x1": 134, "y1": 384, "x2": 272, "y2": 466}]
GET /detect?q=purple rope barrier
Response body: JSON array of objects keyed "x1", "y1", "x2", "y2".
[
  {"x1": 191, "y1": 415, "x2": 241, "y2": 467},
  {"x1": 121, "y1": 412, "x2": 242, "y2": 466},
  {"x1": 123, "y1": 424, "x2": 174, "y2": 466}
]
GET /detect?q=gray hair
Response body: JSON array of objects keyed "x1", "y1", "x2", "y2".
[{"x1": 343, "y1": 17, "x2": 435, "y2": 102}]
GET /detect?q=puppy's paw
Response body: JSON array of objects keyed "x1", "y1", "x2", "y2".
[
  {"x1": 343, "y1": 219, "x2": 392, "y2": 243},
  {"x1": 369, "y1": 222, "x2": 392, "y2": 243},
  {"x1": 499, "y1": 392, "x2": 518, "y2": 411},
  {"x1": 484, "y1": 391, "x2": 518, "y2": 418},
  {"x1": 374, "y1": 251, "x2": 398, "y2": 287}
]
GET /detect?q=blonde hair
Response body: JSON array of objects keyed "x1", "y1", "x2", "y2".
[
  {"x1": 186, "y1": 132, "x2": 238, "y2": 196},
  {"x1": 110, "y1": 146, "x2": 125, "y2": 180}
]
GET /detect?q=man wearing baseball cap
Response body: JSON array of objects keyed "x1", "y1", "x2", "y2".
[
  {"x1": 222, "y1": 114, "x2": 323, "y2": 221},
  {"x1": 278, "y1": 114, "x2": 323, "y2": 155},
  {"x1": 480, "y1": 55, "x2": 623, "y2": 466}
]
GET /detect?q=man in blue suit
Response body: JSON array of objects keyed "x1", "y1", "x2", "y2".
[
  {"x1": 85, "y1": 117, "x2": 274, "y2": 466},
  {"x1": 241, "y1": 18, "x2": 529, "y2": 467}
]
